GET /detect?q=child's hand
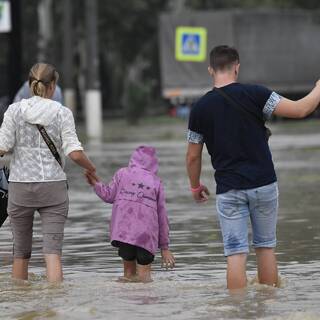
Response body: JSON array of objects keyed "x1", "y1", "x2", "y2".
[
  {"x1": 85, "y1": 170, "x2": 100, "y2": 186},
  {"x1": 161, "y1": 249, "x2": 175, "y2": 270}
]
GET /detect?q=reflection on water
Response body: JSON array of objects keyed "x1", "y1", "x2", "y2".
[{"x1": 1, "y1": 126, "x2": 320, "y2": 319}]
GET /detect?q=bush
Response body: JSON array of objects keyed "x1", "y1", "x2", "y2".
[{"x1": 124, "y1": 81, "x2": 149, "y2": 125}]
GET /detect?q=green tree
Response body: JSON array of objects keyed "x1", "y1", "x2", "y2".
[
  {"x1": 186, "y1": 0, "x2": 320, "y2": 9},
  {"x1": 97, "y1": 0, "x2": 169, "y2": 119}
]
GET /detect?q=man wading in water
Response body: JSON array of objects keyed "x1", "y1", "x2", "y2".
[{"x1": 186, "y1": 45, "x2": 320, "y2": 290}]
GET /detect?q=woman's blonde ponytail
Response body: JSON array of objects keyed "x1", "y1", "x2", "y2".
[
  {"x1": 28, "y1": 63, "x2": 59, "y2": 98},
  {"x1": 30, "y1": 79, "x2": 46, "y2": 97}
]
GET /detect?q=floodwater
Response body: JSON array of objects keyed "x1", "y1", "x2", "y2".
[{"x1": 1, "y1": 120, "x2": 320, "y2": 320}]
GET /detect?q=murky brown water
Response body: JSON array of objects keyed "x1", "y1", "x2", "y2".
[{"x1": 1, "y1": 121, "x2": 320, "y2": 320}]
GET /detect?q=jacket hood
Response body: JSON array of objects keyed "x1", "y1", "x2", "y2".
[
  {"x1": 129, "y1": 146, "x2": 158, "y2": 174},
  {"x1": 20, "y1": 96, "x2": 62, "y2": 126}
]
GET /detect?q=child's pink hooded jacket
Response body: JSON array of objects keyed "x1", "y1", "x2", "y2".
[{"x1": 94, "y1": 146, "x2": 169, "y2": 255}]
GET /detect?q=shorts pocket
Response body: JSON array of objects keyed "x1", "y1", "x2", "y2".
[
  {"x1": 255, "y1": 183, "x2": 279, "y2": 215},
  {"x1": 217, "y1": 191, "x2": 241, "y2": 219}
]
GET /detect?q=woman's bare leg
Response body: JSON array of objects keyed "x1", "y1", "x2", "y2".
[
  {"x1": 12, "y1": 258, "x2": 29, "y2": 280},
  {"x1": 45, "y1": 254, "x2": 63, "y2": 283}
]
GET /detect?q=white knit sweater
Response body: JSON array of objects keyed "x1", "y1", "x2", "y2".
[{"x1": 0, "y1": 96, "x2": 83, "y2": 182}]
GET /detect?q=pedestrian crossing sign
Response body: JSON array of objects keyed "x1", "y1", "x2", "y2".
[{"x1": 175, "y1": 26, "x2": 207, "y2": 62}]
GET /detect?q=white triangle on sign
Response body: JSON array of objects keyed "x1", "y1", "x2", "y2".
[{"x1": 182, "y1": 35, "x2": 200, "y2": 54}]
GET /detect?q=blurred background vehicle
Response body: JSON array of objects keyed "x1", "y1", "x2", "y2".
[{"x1": 0, "y1": 0, "x2": 320, "y2": 132}]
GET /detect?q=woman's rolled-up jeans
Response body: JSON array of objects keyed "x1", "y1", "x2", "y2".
[{"x1": 8, "y1": 181, "x2": 69, "y2": 259}]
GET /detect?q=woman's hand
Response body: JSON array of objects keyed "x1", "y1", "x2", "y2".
[
  {"x1": 161, "y1": 249, "x2": 175, "y2": 270},
  {"x1": 85, "y1": 170, "x2": 100, "y2": 186}
]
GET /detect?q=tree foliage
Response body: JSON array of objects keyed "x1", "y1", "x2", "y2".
[
  {"x1": 186, "y1": 0, "x2": 320, "y2": 10},
  {"x1": 97, "y1": 0, "x2": 169, "y2": 113},
  {"x1": 6, "y1": 0, "x2": 320, "y2": 118}
]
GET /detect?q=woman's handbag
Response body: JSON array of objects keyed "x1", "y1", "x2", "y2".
[{"x1": 0, "y1": 166, "x2": 9, "y2": 227}]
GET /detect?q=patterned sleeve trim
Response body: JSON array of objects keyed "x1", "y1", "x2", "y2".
[
  {"x1": 187, "y1": 129, "x2": 204, "y2": 144},
  {"x1": 263, "y1": 92, "x2": 282, "y2": 120}
]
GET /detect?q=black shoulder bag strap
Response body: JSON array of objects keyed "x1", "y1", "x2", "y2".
[
  {"x1": 37, "y1": 124, "x2": 63, "y2": 167},
  {"x1": 214, "y1": 87, "x2": 271, "y2": 140}
]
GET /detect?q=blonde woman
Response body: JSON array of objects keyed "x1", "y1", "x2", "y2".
[{"x1": 0, "y1": 63, "x2": 96, "y2": 282}]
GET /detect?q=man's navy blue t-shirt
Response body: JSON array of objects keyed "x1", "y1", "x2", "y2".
[{"x1": 187, "y1": 82, "x2": 282, "y2": 194}]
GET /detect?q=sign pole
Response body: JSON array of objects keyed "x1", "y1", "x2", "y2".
[
  {"x1": 85, "y1": 0, "x2": 102, "y2": 142},
  {"x1": 8, "y1": 0, "x2": 22, "y2": 101},
  {"x1": 63, "y1": 0, "x2": 76, "y2": 113}
]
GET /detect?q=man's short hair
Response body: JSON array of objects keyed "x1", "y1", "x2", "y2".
[{"x1": 209, "y1": 45, "x2": 240, "y2": 71}]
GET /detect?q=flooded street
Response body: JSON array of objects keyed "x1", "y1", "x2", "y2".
[{"x1": 1, "y1": 119, "x2": 320, "y2": 320}]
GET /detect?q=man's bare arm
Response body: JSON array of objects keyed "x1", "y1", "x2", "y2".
[
  {"x1": 186, "y1": 142, "x2": 210, "y2": 202},
  {"x1": 274, "y1": 81, "x2": 320, "y2": 118},
  {"x1": 186, "y1": 142, "x2": 203, "y2": 188}
]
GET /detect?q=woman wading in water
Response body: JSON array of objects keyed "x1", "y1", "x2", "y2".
[{"x1": 0, "y1": 63, "x2": 96, "y2": 282}]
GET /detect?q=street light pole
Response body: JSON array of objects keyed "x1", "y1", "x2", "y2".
[
  {"x1": 63, "y1": 0, "x2": 76, "y2": 113},
  {"x1": 37, "y1": 0, "x2": 52, "y2": 61},
  {"x1": 8, "y1": 0, "x2": 22, "y2": 101},
  {"x1": 85, "y1": 0, "x2": 102, "y2": 142}
]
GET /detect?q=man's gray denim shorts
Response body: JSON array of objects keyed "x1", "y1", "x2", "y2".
[{"x1": 216, "y1": 182, "x2": 279, "y2": 256}]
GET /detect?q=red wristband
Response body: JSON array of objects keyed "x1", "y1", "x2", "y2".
[{"x1": 190, "y1": 184, "x2": 203, "y2": 192}]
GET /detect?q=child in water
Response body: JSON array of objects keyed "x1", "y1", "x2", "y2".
[{"x1": 86, "y1": 146, "x2": 175, "y2": 282}]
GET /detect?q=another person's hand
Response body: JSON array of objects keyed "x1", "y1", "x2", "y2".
[
  {"x1": 191, "y1": 184, "x2": 210, "y2": 203},
  {"x1": 85, "y1": 170, "x2": 100, "y2": 186},
  {"x1": 161, "y1": 249, "x2": 175, "y2": 269}
]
